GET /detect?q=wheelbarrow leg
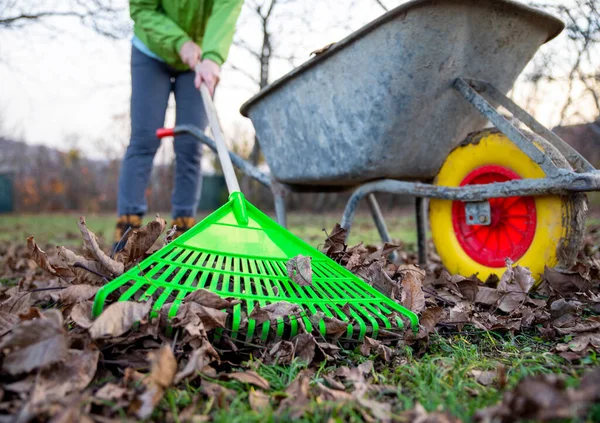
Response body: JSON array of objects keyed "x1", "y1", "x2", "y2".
[
  {"x1": 366, "y1": 193, "x2": 398, "y2": 262},
  {"x1": 366, "y1": 194, "x2": 393, "y2": 243},
  {"x1": 271, "y1": 180, "x2": 288, "y2": 227},
  {"x1": 415, "y1": 197, "x2": 428, "y2": 265},
  {"x1": 274, "y1": 194, "x2": 287, "y2": 228}
]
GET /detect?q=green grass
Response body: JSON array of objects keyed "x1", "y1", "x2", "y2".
[
  {"x1": 146, "y1": 333, "x2": 597, "y2": 422},
  {"x1": 0, "y1": 210, "x2": 417, "y2": 247},
  {"x1": 0, "y1": 213, "x2": 116, "y2": 246}
]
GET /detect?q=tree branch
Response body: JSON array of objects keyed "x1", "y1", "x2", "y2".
[
  {"x1": 373, "y1": 0, "x2": 389, "y2": 11},
  {"x1": 0, "y1": 11, "x2": 86, "y2": 25},
  {"x1": 225, "y1": 62, "x2": 260, "y2": 85}
]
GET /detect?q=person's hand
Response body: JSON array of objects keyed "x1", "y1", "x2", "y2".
[
  {"x1": 179, "y1": 40, "x2": 202, "y2": 69},
  {"x1": 194, "y1": 59, "x2": 221, "y2": 95}
]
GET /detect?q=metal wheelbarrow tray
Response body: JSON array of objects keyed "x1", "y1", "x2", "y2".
[
  {"x1": 157, "y1": 0, "x2": 600, "y2": 300},
  {"x1": 240, "y1": 0, "x2": 565, "y2": 187}
]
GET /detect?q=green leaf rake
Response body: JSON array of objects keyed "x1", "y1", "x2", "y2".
[{"x1": 92, "y1": 85, "x2": 419, "y2": 341}]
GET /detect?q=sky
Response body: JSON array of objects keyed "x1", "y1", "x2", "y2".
[
  {"x1": 0, "y1": 0, "x2": 596, "y2": 163},
  {"x1": 0, "y1": 0, "x2": 380, "y2": 161}
]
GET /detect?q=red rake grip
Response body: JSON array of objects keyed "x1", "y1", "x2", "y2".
[{"x1": 156, "y1": 128, "x2": 175, "y2": 138}]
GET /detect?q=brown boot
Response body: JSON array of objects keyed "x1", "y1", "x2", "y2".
[
  {"x1": 113, "y1": 214, "x2": 143, "y2": 252},
  {"x1": 170, "y1": 216, "x2": 197, "y2": 239}
]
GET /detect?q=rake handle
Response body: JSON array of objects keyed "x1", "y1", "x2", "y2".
[{"x1": 199, "y1": 84, "x2": 241, "y2": 195}]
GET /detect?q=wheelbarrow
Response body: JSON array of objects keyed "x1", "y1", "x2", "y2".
[{"x1": 159, "y1": 0, "x2": 600, "y2": 282}]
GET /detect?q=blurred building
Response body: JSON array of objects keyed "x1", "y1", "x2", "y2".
[{"x1": 553, "y1": 121, "x2": 600, "y2": 167}]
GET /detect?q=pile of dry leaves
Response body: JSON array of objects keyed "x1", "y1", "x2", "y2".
[{"x1": 0, "y1": 217, "x2": 599, "y2": 422}]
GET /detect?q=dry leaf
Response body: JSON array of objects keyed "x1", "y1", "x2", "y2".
[
  {"x1": 310, "y1": 42, "x2": 335, "y2": 56},
  {"x1": 448, "y1": 301, "x2": 472, "y2": 325},
  {"x1": 89, "y1": 301, "x2": 152, "y2": 339},
  {"x1": 249, "y1": 301, "x2": 302, "y2": 324},
  {"x1": 149, "y1": 346, "x2": 178, "y2": 388},
  {"x1": 77, "y1": 217, "x2": 124, "y2": 276},
  {"x1": 221, "y1": 370, "x2": 270, "y2": 390},
  {"x1": 293, "y1": 333, "x2": 316, "y2": 363},
  {"x1": 135, "y1": 346, "x2": 177, "y2": 419},
  {"x1": 265, "y1": 340, "x2": 295, "y2": 365},
  {"x1": 496, "y1": 260, "x2": 535, "y2": 313},
  {"x1": 475, "y1": 287, "x2": 500, "y2": 306},
  {"x1": 0, "y1": 286, "x2": 34, "y2": 315},
  {"x1": 474, "y1": 371, "x2": 600, "y2": 422},
  {"x1": 556, "y1": 333, "x2": 600, "y2": 352},
  {"x1": 470, "y1": 369, "x2": 497, "y2": 386},
  {"x1": 399, "y1": 264, "x2": 426, "y2": 313},
  {"x1": 323, "y1": 223, "x2": 347, "y2": 258},
  {"x1": 316, "y1": 341, "x2": 342, "y2": 361},
  {"x1": 0, "y1": 311, "x2": 19, "y2": 335},
  {"x1": 174, "y1": 342, "x2": 220, "y2": 384},
  {"x1": 356, "y1": 396, "x2": 392, "y2": 423},
  {"x1": 309, "y1": 313, "x2": 349, "y2": 340},
  {"x1": 29, "y1": 348, "x2": 99, "y2": 406},
  {"x1": 550, "y1": 298, "x2": 583, "y2": 319},
  {"x1": 334, "y1": 361, "x2": 373, "y2": 386},
  {"x1": 0, "y1": 309, "x2": 67, "y2": 375},
  {"x1": 372, "y1": 242, "x2": 401, "y2": 260},
  {"x1": 359, "y1": 336, "x2": 393, "y2": 360},
  {"x1": 59, "y1": 285, "x2": 99, "y2": 305},
  {"x1": 56, "y1": 246, "x2": 108, "y2": 285},
  {"x1": 360, "y1": 336, "x2": 379, "y2": 357},
  {"x1": 315, "y1": 382, "x2": 352, "y2": 401},
  {"x1": 555, "y1": 317, "x2": 600, "y2": 335},
  {"x1": 115, "y1": 216, "x2": 166, "y2": 266},
  {"x1": 322, "y1": 375, "x2": 345, "y2": 391},
  {"x1": 415, "y1": 307, "x2": 443, "y2": 339},
  {"x1": 70, "y1": 301, "x2": 94, "y2": 329},
  {"x1": 544, "y1": 266, "x2": 591, "y2": 296},
  {"x1": 402, "y1": 403, "x2": 461, "y2": 423},
  {"x1": 184, "y1": 289, "x2": 241, "y2": 309},
  {"x1": 27, "y1": 237, "x2": 74, "y2": 279},
  {"x1": 249, "y1": 389, "x2": 270, "y2": 412},
  {"x1": 286, "y1": 255, "x2": 313, "y2": 286},
  {"x1": 94, "y1": 383, "x2": 129, "y2": 403},
  {"x1": 172, "y1": 302, "x2": 227, "y2": 332},
  {"x1": 456, "y1": 277, "x2": 480, "y2": 302},
  {"x1": 277, "y1": 371, "x2": 311, "y2": 418},
  {"x1": 19, "y1": 307, "x2": 43, "y2": 320},
  {"x1": 200, "y1": 381, "x2": 236, "y2": 402},
  {"x1": 363, "y1": 262, "x2": 399, "y2": 298},
  {"x1": 48, "y1": 396, "x2": 94, "y2": 423}
]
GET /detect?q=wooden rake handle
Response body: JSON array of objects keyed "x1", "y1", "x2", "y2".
[{"x1": 199, "y1": 84, "x2": 241, "y2": 195}]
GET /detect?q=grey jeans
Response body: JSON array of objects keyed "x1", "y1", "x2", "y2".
[{"x1": 117, "y1": 46, "x2": 207, "y2": 218}]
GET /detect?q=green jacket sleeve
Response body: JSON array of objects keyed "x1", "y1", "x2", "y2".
[
  {"x1": 130, "y1": 0, "x2": 191, "y2": 62},
  {"x1": 202, "y1": 0, "x2": 244, "y2": 66}
]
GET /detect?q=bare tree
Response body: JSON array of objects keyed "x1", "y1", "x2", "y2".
[
  {"x1": 0, "y1": 0, "x2": 128, "y2": 38},
  {"x1": 225, "y1": 0, "x2": 309, "y2": 167},
  {"x1": 228, "y1": 0, "x2": 310, "y2": 91},
  {"x1": 228, "y1": 0, "x2": 364, "y2": 167},
  {"x1": 526, "y1": 1, "x2": 600, "y2": 125},
  {"x1": 373, "y1": 0, "x2": 390, "y2": 11}
]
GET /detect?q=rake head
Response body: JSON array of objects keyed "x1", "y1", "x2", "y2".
[{"x1": 93, "y1": 193, "x2": 419, "y2": 342}]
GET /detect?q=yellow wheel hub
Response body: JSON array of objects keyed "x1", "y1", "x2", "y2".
[{"x1": 429, "y1": 130, "x2": 585, "y2": 281}]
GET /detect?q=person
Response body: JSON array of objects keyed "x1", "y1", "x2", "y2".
[{"x1": 115, "y1": 0, "x2": 244, "y2": 248}]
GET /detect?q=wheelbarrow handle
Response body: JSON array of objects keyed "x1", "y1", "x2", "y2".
[
  {"x1": 199, "y1": 84, "x2": 241, "y2": 195},
  {"x1": 156, "y1": 128, "x2": 175, "y2": 138}
]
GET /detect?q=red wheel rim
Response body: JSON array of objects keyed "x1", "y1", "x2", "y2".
[{"x1": 452, "y1": 165, "x2": 537, "y2": 267}]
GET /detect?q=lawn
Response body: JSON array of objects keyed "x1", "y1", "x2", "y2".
[
  {"x1": 1, "y1": 209, "x2": 599, "y2": 422},
  {"x1": 0, "y1": 210, "x2": 418, "y2": 247}
]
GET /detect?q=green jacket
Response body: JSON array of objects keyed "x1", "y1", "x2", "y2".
[{"x1": 130, "y1": 0, "x2": 244, "y2": 69}]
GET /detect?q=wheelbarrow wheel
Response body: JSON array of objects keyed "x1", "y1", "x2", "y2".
[{"x1": 429, "y1": 129, "x2": 587, "y2": 281}]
